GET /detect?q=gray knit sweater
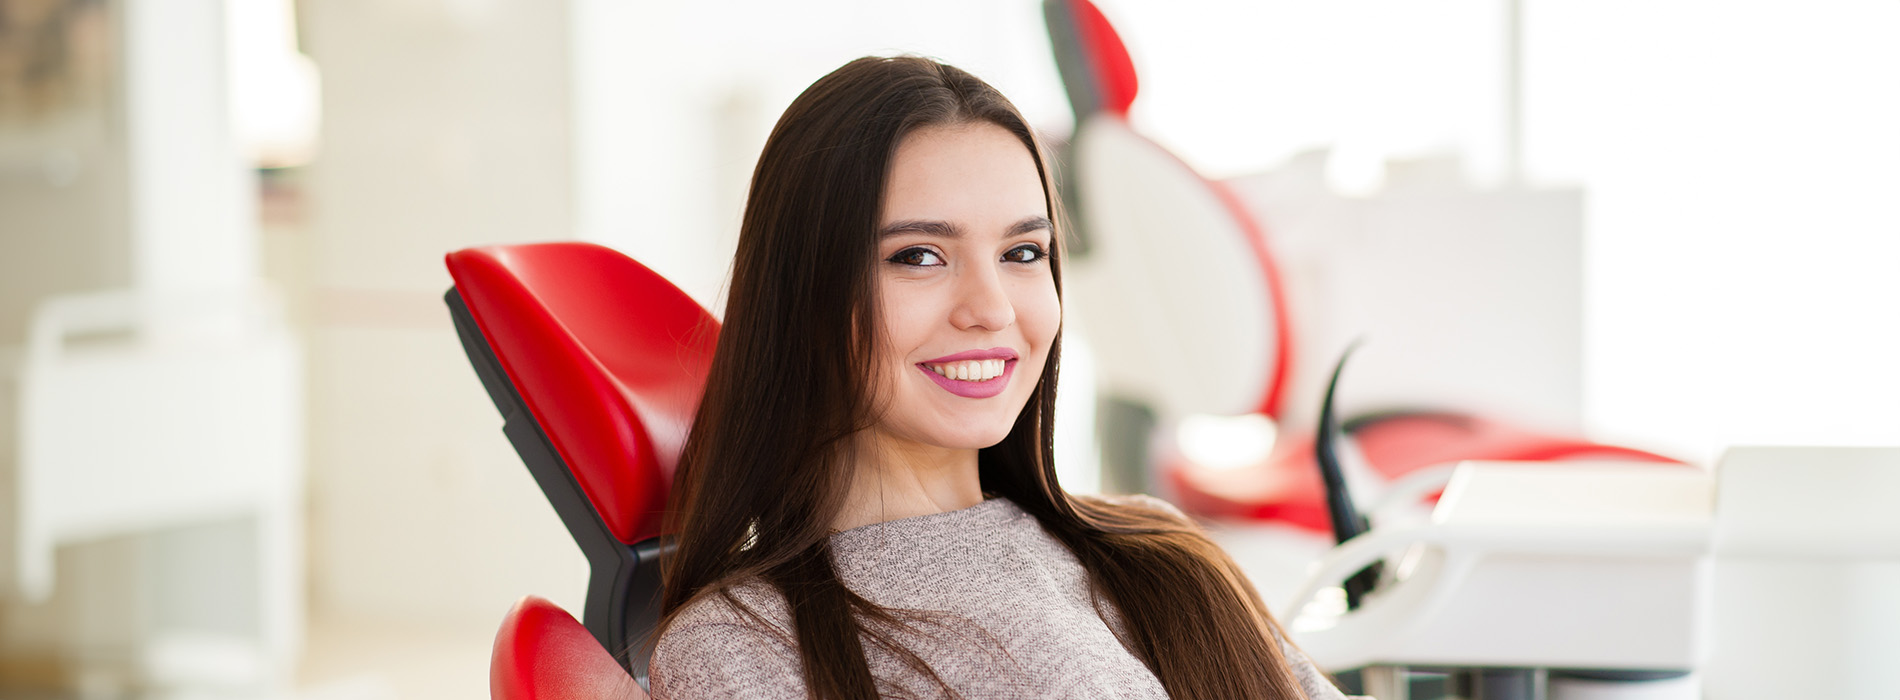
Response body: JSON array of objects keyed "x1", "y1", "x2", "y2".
[{"x1": 649, "y1": 495, "x2": 1347, "y2": 699}]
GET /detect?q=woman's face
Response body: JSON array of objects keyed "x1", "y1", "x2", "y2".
[{"x1": 868, "y1": 122, "x2": 1061, "y2": 453}]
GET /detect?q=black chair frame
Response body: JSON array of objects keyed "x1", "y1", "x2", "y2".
[{"x1": 445, "y1": 288, "x2": 670, "y2": 683}]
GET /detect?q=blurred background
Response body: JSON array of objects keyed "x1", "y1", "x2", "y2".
[{"x1": 1, "y1": 0, "x2": 1896, "y2": 698}]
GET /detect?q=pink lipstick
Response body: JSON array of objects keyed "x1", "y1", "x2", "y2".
[{"x1": 917, "y1": 348, "x2": 1018, "y2": 399}]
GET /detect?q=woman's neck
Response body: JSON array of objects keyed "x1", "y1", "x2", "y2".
[{"x1": 832, "y1": 433, "x2": 984, "y2": 532}]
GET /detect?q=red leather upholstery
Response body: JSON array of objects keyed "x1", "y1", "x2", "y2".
[
  {"x1": 492, "y1": 596, "x2": 649, "y2": 700},
  {"x1": 446, "y1": 243, "x2": 719, "y2": 545}
]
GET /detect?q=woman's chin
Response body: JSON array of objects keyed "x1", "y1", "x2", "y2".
[{"x1": 930, "y1": 425, "x2": 1017, "y2": 451}]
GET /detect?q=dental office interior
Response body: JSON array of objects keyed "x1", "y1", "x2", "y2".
[{"x1": 2, "y1": 0, "x2": 1898, "y2": 698}]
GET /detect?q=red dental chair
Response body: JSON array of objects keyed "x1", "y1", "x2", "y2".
[{"x1": 445, "y1": 242, "x2": 720, "y2": 699}]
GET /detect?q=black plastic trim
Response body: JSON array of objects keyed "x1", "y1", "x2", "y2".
[{"x1": 445, "y1": 288, "x2": 667, "y2": 682}]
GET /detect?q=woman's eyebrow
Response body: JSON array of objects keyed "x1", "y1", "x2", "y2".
[
  {"x1": 879, "y1": 219, "x2": 961, "y2": 238},
  {"x1": 878, "y1": 216, "x2": 1052, "y2": 239},
  {"x1": 1007, "y1": 216, "x2": 1053, "y2": 237}
]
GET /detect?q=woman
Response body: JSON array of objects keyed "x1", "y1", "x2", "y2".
[{"x1": 649, "y1": 55, "x2": 1347, "y2": 700}]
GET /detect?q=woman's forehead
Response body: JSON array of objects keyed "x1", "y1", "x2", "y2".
[{"x1": 880, "y1": 123, "x2": 1048, "y2": 231}]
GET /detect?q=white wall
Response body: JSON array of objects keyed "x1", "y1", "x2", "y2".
[
  {"x1": 1101, "y1": 0, "x2": 1508, "y2": 184},
  {"x1": 1522, "y1": 0, "x2": 1900, "y2": 462},
  {"x1": 299, "y1": 0, "x2": 586, "y2": 624}
]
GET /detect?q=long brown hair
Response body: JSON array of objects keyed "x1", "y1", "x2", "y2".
[{"x1": 658, "y1": 55, "x2": 1310, "y2": 700}]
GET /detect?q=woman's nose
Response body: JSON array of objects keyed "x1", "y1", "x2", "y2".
[{"x1": 950, "y1": 264, "x2": 1015, "y2": 332}]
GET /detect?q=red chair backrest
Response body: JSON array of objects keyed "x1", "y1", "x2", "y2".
[
  {"x1": 446, "y1": 243, "x2": 719, "y2": 545},
  {"x1": 492, "y1": 596, "x2": 649, "y2": 700}
]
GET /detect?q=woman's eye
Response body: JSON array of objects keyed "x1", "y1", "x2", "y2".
[
  {"x1": 887, "y1": 247, "x2": 944, "y2": 267},
  {"x1": 1003, "y1": 243, "x2": 1047, "y2": 264}
]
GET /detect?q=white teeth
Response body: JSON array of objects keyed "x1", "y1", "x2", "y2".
[{"x1": 926, "y1": 359, "x2": 1009, "y2": 382}]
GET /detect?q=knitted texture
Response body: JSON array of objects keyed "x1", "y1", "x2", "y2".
[{"x1": 650, "y1": 496, "x2": 1347, "y2": 699}]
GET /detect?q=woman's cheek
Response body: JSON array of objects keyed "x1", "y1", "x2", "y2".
[{"x1": 1024, "y1": 283, "x2": 1062, "y2": 349}]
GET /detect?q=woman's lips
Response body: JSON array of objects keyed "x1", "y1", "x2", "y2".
[
  {"x1": 922, "y1": 347, "x2": 1019, "y2": 364},
  {"x1": 916, "y1": 359, "x2": 1016, "y2": 399}
]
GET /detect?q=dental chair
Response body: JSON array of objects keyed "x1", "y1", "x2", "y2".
[
  {"x1": 1042, "y1": 0, "x2": 1680, "y2": 536},
  {"x1": 444, "y1": 243, "x2": 720, "y2": 699}
]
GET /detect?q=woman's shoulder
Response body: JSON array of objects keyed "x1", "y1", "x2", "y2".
[
  {"x1": 650, "y1": 580, "x2": 805, "y2": 700},
  {"x1": 664, "y1": 578, "x2": 793, "y2": 633}
]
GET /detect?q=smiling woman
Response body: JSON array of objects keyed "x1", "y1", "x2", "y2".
[{"x1": 647, "y1": 56, "x2": 1347, "y2": 700}]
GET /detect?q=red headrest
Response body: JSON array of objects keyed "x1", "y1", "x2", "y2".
[
  {"x1": 491, "y1": 596, "x2": 648, "y2": 700},
  {"x1": 447, "y1": 243, "x2": 719, "y2": 545},
  {"x1": 1051, "y1": 0, "x2": 1141, "y2": 116}
]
